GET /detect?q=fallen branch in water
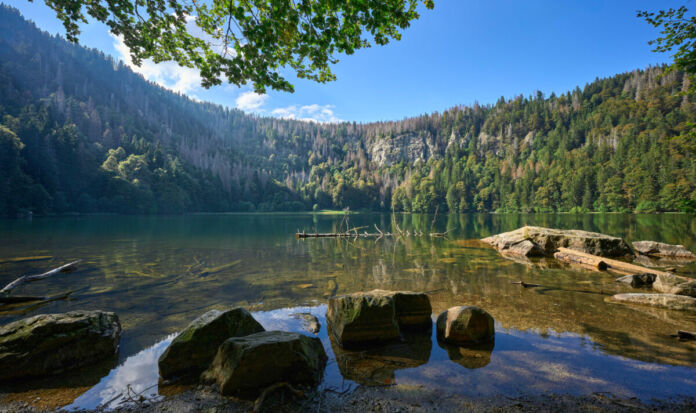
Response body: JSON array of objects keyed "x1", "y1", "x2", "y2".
[
  {"x1": 511, "y1": 280, "x2": 541, "y2": 288},
  {"x1": 671, "y1": 330, "x2": 696, "y2": 341},
  {"x1": 1, "y1": 260, "x2": 81, "y2": 294}
]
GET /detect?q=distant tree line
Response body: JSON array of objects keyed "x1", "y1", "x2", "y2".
[{"x1": 0, "y1": 6, "x2": 694, "y2": 216}]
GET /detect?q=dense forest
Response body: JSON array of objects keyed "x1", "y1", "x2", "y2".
[{"x1": 1, "y1": 5, "x2": 695, "y2": 216}]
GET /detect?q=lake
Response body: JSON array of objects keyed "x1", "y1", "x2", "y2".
[{"x1": 1, "y1": 213, "x2": 696, "y2": 409}]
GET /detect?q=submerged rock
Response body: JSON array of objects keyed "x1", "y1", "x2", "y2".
[
  {"x1": 481, "y1": 226, "x2": 633, "y2": 257},
  {"x1": 652, "y1": 274, "x2": 696, "y2": 297},
  {"x1": 615, "y1": 273, "x2": 656, "y2": 288},
  {"x1": 158, "y1": 307, "x2": 264, "y2": 381},
  {"x1": 0, "y1": 310, "x2": 121, "y2": 380},
  {"x1": 327, "y1": 290, "x2": 400, "y2": 348},
  {"x1": 202, "y1": 331, "x2": 327, "y2": 397},
  {"x1": 608, "y1": 293, "x2": 696, "y2": 311},
  {"x1": 292, "y1": 312, "x2": 321, "y2": 334},
  {"x1": 436, "y1": 306, "x2": 495, "y2": 345},
  {"x1": 632, "y1": 241, "x2": 696, "y2": 259}
]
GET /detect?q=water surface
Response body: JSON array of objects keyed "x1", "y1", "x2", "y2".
[{"x1": 1, "y1": 213, "x2": 695, "y2": 408}]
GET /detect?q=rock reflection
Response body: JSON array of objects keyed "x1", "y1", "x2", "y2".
[
  {"x1": 330, "y1": 328, "x2": 432, "y2": 386},
  {"x1": 438, "y1": 339, "x2": 495, "y2": 369}
]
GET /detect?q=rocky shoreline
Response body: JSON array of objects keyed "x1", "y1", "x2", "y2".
[{"x1": 3, "y1": 385, "x2": 696, "y2": 413}]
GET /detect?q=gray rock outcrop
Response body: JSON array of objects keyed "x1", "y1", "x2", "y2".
[
  {"x1": 481, "y1": 226, "x2": 633, "y2": 257},
  {"x1": 632, "y1": 241, "x2": 696, "y2": 259}
]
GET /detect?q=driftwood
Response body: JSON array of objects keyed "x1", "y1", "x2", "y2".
[
  {"x1": 296, "y1": 225, "x2": 448, "y2": 239},
  {"x1": 555, "y1": 248, "x2": 675, "y2": 277},
  {"x1": 0, "y1": 260, "x2": 81, "y2": 294},
  {"x1": 511, "y1": 280, "x2": 540, "y2": 288},
  {"x1": 554, "y1": 250, "x2": 608, "y2": 271},
  {"x1": 671, "y1": 330, "x2": 696, "y2": 341}
]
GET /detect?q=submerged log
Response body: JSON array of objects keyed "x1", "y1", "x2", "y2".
[{"x1": 0, "y1": 260, "x2": 81, "y2": 294}]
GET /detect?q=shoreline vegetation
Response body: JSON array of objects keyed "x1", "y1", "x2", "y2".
[{"x1": 2, "y1": 6, "x2": 696, "y2": 218}]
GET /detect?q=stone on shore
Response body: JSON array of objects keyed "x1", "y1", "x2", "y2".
[
  {"x1": 615, "y1": 273, "x2": 656, "y2": 288},
  {"x1": 436, "y1": 306, "x2": 495, "y2": 345},
  {"x1": 632, "y1": 241, "x2": 696, "y2": 259},
  {"x1": 481, "y1": 226, "x2": 633, "y2": 257},
  {"x1": 201, "y1": 331, "x2": 327, "y2": 397},
  {"x1": 158, "y1": 308, "x2": 264, "y2": 381},
  {"x1": 0, "y1": 310, "x2": 121, "y2": 380},
  {"x1": 652, "y1": 274, "x2": 696, "y2": 297},
  {"x1": 327, "y1": 290, "x2": 400, "y2": 348},
  {"x1": 608, "y1": 293, "x2": 696, "y2": 311}
]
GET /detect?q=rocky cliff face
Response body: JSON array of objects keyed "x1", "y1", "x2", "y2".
[{"x1": 366, "y1": 131, "x2": 452, "y2": 167}]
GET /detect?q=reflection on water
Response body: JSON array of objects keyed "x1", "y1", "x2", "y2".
[
  {"x1": 0, "y1": 213, "x2": 696, "y2": 407},
  {"x1": 62, "y1": 305, "x2": 696, "y2": 410}
]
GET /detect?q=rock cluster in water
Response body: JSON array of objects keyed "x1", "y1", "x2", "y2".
[
  {"x1": 484, "y1": 226, "x2": 696, "y2": 312},
  {"x1": 158, "y1": 307, "x2": 326, "y2": 397},
  {"x1": 0, "y1": 310, "x2": 121, "y2": 381},
  {"x1": 327, "y1": 289, "x2": 496, "y2": 384},
  {"x1": 481, "y1": 226, "x2": 634, "y2": 258}
]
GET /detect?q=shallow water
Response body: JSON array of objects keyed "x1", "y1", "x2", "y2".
[{"x1": 1, "y1": 213, "x2": 695, "y2": 409}]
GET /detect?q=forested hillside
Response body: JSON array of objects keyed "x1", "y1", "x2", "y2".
[{"x1": 1, "y1": 5, "x2": 695, "y2": 216}]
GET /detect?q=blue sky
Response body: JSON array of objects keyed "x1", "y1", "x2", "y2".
[{"x1": 11, "y1": 0, "x2": 682, "y2": 123}]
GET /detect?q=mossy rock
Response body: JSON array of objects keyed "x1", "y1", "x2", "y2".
[
  {"x1": 436, "y1": 306, "x2": 495, "y2": 345},
  {"x1": 201, "y1": 331, "x2": 327, "y2": 398},
  {"x1": 326, "y1": 290, "x2": 400, "y2": 348},
  {"x1": 0, "y1": 310, "x2": 121, "y2": 381},
  {"x1": 158, "y1": 307, "x2": 264, "y2": 381}
]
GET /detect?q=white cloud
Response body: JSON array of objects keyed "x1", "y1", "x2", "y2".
[
  {"x1": 112, "y1": 34, "x2": 202, "y2": 94},
  {"x1": 235, "y1": 91, "x2": 268, "y2": 111},
  {"x1": 271, "y1": 104, "x2": 342, "y2": 123}
]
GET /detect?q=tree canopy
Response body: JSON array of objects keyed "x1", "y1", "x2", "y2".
[{"x1": 38, "y1": 0, "x2": 434, "y2": 92}]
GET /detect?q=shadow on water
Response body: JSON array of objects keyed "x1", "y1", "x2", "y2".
[{"x1": 1, "y1": 213, "x2": 696, "y2": 408}]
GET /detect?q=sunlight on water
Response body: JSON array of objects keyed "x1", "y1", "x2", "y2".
[{"x1": 0, "y1": 213, "x2": 695, "y2": 409}]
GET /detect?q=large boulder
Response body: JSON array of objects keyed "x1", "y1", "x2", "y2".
[
  {"x1": 652, "y1": 274, "x2": 696, "y2": 297},
  {"x1": 326, "y1": 290, "x2": 432, "y2": 348},
  {"x1": 158, "y1": 307, "x2": 264, "y2": 381},
  {"x1": 481, "y1": 226, "x2": 633, "y2": 257},
  {"x1": 615, "y1": 273, "x2": 656, "y2": 288},
  {"x1": 436, "y1": 306, "x2": 495, "y2": 345},
  {"x1": 201, "y1": 331, "x2": 327, "y2": 397},
  {"x1": 327, "y1": 290, "x2": 400, "y2": 348},
  {"x1": 392, "y1": 291, "x2": 432, "y2": 327},
  {"x1": 632, "y1": 241, "x2": 696, "y2": 259},
  {"x1": 607, "y1": 293, "x2": 696, "y2": 311},
  {"x1": 0, "y1": 311, "x2": 121, "y2": 380}
]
